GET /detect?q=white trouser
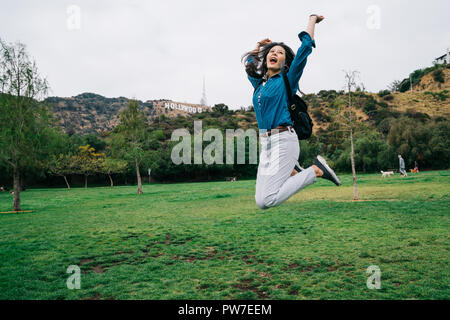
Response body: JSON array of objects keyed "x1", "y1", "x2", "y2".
[{"x1": 255, "y1": 128, "x2": 317, "y2": 210}]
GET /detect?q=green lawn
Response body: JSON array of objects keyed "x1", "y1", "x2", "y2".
[{"x1": 0, "y1": 171, "x2": 449, "y2": 300}]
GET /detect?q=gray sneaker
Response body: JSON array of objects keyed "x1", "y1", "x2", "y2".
[{"x1": 314, "y1": 155, "x2": 341, "y2": 186}]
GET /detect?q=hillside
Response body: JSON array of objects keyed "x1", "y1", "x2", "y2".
[
  {"x1": 46, "y1": 93, "x2": 212, "y2": 135},
  {"x1": 46, "y1": 93, "x2": 153, "y2": 135},
  {"x1": 46, "y1": 64, "x2": 449, "y2": 136}
]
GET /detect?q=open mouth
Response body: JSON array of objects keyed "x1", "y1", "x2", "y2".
[{"x1": 269, "y1": 57, "x2": 278, "y2": 64}]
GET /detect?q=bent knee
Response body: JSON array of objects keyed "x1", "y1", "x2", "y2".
[{"x1": 255, "y1": 194, "x2": 276, "y2": 210}]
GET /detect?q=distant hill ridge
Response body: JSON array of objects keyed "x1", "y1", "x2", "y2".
[
  {"x1": 46, "y1": 64, "x2": 449, "y2": 135},
  {"x1": 46, "y1": 93, "x2": 211, "y2": 135}
]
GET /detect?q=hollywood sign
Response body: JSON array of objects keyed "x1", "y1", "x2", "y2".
[{"x1": 164, "y1": 102, "x2": 205, "y2": 113}]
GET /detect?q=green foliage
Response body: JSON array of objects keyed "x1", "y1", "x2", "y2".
[
  {"x1": 397, "y1": 64, "x2": 445, "y2": 92},
  {"x1": 212, "y1": 103, "x2": 231, "y2": 115},
  {"x1": 0, "y1": 39, "x2": 53, "y2": 209},
  {"x1": 363, "y1": 100, "x2": 377, "y2": 114},
  {"x1": 71, "y1": 144, "x2": 105, "y2": 187},
  {"x1": 110, "y1": 100, "x2": 149, "y2": 162},
  {"x1": 334, "y1": 131, "x2": 396, "y2": 172},
  {"x1": 311, "y1": 108, "x2": 331, "y2": 123},
  {"x1": 387, "y1": 117, "x2": 450, "y2": 169},
  {"x1": 432, "y1": 69, "x2": 445, "y2": 83},
  {"x1": 99, "y1": 158, "x2": 127, "y2": 175},
  {"x1": 317, "y1": 90, "x2": 338, "y2": 101},
  {"x1": 378, "y1": 90, "x2": 391, "y2": 98},
  {"x1": 424, "y1": 90, "x2": 449, "y2": 101},
  {"x1": 48, "y1": 154, "x2": 75, "y2": 177}
]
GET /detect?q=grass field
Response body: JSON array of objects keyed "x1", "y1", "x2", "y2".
[{"x1": 0, "y1": 171, "x2": 449, "y2": 300}]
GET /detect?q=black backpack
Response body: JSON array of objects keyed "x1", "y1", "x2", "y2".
[{"x1": 281, "y1": 72, "x2": 313, "y2": 140}]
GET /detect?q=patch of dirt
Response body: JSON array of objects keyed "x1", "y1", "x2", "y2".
[
  {"x1": 242, "y1": 255, "x2": 255, "y2": 264},
  {"x1": 82, "y1": 293, "x2": 102, "y2": 300},
  {"x1": 274, "y1": 282, "x2": 291, "y2": 290},
  {"x1": 234, "y1": 279, "x2": 269, "y2": 299},
  {"x1": 288, "y1": 288, "x2": 299, "y2": 296},
  {"x1": 164, "y1": 234, "x2": 171, "y2": 245},
  {"x1": 80, "y1": 258, "x2": 94, "y2": 265},
  {"x1": 242, "y1": 254, "x2": 265, "y2": 265},
  {"x1": 300, "y1": 265, "x2": 321, "y2": 272},
  {"x1": 198, "y1": 283, "x2": 210, "y2": 290},
  {"x1": 81, "y1": 294, "x2": 115, "y2": 300},
  {"x1": 284, "y1": 263, "x2": 322, "y2": 273},
  {"x1": 92, "y1": 265, "x2": 104, "y2": 274},
  {"x1": 258, "y1": 272, "x2": 272, "y2": 278},
  {"x1": 328, "y1": 266, "x2": 337, "y2": 272}
]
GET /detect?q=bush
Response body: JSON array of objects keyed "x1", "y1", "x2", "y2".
[
  {"x1": 387, "y1": 117, "x2": 450, "y2": 169},
  {"x1": 312, "y1": 108, "x2": 331, "y2": 123},
  {"x1": 363, "y1": 101, "x2": 377, "y2": 114},
  {"x1": 378, "y1": 90, "x2": 391, "y2": 98},
  {"x1": 334, "y1": 131, "x2": 396, "y2": 173},
  {"x1": 432, "y1": 69, "x2": 445, "y2": 83},
  {"x1": 424, "y1": 90, "x2": 449, "y2": 101}
]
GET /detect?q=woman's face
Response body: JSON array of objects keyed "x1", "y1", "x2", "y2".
[{"x1": 266, "y1": 45, "x2": 286, "y2": 72}]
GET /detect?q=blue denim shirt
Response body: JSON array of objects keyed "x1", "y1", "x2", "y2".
[{"x1": 246, "y1": 31, "x2": 316, "y2": 131}]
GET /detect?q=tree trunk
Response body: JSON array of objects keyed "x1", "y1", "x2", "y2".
[
  {"x1": 135, "y1": 158, "x2": 143, "y2": 194},
  {"x1": 63, "y1": 175, "x2": 71, "y2": 189},
  {"x1": 349, "y1": 128, "x2": 358, "y2": 200},
  {"x1": 108, "y1": 174, "x2": 113, "y2": 188},
  {"x1": 13, "y1": 167, "x2": 21, "y2": 211},
  {"x1": 84, "y1": 175, "x2": 88, "y2": 188}
]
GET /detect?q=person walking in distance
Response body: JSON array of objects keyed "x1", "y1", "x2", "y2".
[
  {"x1": 242, "y1": 14, "x2": 341, "y2": 210},
  {"x1": 398, "y1": 155, "x2": 407, "y2": 177}
]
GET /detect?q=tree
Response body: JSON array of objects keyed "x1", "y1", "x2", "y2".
[
  {"x1": 111, "y1": 100, "x2": 148, "y2": 194},
  {"x1": 333, "y1": 70, "x2": 361, "y2": 200},
  {"x1": 0, "y1": 39, "x2": 51, "y2": 211},
  {"x1": 387, "y1": 117, "x2": 450, "y2": 170},
  {"x1": 49, "y1": 154, "x2": 74, "y2": 189},
  {"x1": 388, "y1": 80, "x2": 401, "y2": 92},
  {"x1": 72, "y1": 144, "x2": 104, "y2": 188},
  {"x1": 100, "y1": 157, "x2": 127, "y2": 187},
  {"x1": 212, "y1": 103, "x2": 230, "y2": 115}
]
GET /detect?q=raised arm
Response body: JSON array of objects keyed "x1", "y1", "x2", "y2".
[
  {"x1": 306, "y1": 14, "x2": 324, "y2": 40},
  {"x1": 286, "y1": 15, "x2": 324, "y2": 94}
]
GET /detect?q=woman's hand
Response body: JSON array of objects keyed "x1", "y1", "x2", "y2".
[
  {"x1": 252, "y1": 38, "x2": 271, "y2": 54},
  {"x1": 306, "y1": 15, "x2": 324, "y2": 40},
  {"x1": 310, "y1": 14, "x2": 325, "y2": 24},
  {"x1": 257, "y1": 38, "x2": 272, "y2": 46}
]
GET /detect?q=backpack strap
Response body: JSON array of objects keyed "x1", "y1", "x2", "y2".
[{"x1": 282, "y1": 72, "x2": 295, "y2": 108}]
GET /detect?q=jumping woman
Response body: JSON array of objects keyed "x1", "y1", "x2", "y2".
[{"x1": 242, "y1": 14, "x2": 341, "y2": 210}]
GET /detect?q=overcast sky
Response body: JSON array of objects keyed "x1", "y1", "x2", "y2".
[{"x1": 1, "y1": 0, "x2": 449, "y2": 109}]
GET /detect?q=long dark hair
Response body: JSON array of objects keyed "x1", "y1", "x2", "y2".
[{"x1": 241, "y1": 42, "x2": 295, "y2": 79}]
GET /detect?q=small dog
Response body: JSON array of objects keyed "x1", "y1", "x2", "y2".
[{"x1": 381, "y1": 170, "x2": 394, "y2": 177}]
